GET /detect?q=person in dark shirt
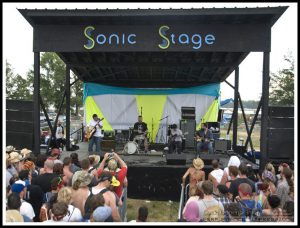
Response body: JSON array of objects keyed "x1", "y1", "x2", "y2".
[
  {"x1": 132, "y1": 116, "x2": 148, "y2": 152},
  {"x1": 229, "y1": 163, "x2": 255, "y2": 201},
  {"x1": 31, "y1": 160, "x2": 57, "y2": 194},
  {"x1": 195, "y1": 122, "x2": 213, "y2": 155}
]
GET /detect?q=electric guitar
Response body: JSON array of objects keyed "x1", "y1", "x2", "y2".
[{"x1": 86, "y1": 118, "x2": 104, "y2": 139}]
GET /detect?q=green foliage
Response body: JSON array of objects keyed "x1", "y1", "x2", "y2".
[
  {"x1": 269, "y1": 52, "x2": 294, "y2": 106},
  {"x1": 6, "y1": 61, "x2": 32, "y2": 100},
  {"x1": 6, "y1": 53, "x2": 83, "y2": 115}
]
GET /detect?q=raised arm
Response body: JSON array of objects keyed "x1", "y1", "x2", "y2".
[
  {"x1": 113, "y1": 152, "x2": 127, "y2": 169},
  {"x1": 182, "y1": 168, "x2": 191, "y2": 185}
]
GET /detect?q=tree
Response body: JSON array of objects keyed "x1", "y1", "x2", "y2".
[
  {"x1": 6, "y1": 60, "x2": 32, "y2": 100},
  {"x1": 269, "y1": 52, "x2": 294, "y2": 106},
  {"x1": 70, "y1": 73, "x2": 83, "y2": 116}
]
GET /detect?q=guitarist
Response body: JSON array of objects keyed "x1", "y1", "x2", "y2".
[
  {"x1": 168, "y1": 124, "x2": 183, "y2": 154},
  {"x1": 195, "y1": 122, "x2": 213, "y2": 156},
  {"x1": 87, "y1": 114, "x2": 104, "y2": 155}
]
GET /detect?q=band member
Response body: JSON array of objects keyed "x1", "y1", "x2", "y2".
[
  {"x1": 87, "y1": 114, "x2": 104, "y2": 155},
  {"x1": 195, "y1": 122, "x2": 213, "y2": 156},
  {"x1": 132, "y1": 115, "x2": 148, "y2": 152},
  {"x1": 168, "y1": 124, "x2": 183, "y2": 154}
]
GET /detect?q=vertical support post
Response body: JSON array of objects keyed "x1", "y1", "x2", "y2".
[
  {"x1": 260, "y1": 52, "x2": 270, "y2": 171},
  {"x1": 245, "y1": 99, "x2": 262, "y2": 149},
  {"x1": 66, "y1": 65, "x2": 71, "y2": 150},
  {"x1": 238, "y1": 94, "x2": 254, "y2": 152},
  {"x1": 33, "y1": 52, "x2": 40, "y2": 155},
  {"x1": 232, "y1": 67, "x2": 239, "y2": 151}
]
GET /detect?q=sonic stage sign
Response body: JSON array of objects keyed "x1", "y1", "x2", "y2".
[{"x1": 33, "y1": 24, "x2": 270, "y2": 52}]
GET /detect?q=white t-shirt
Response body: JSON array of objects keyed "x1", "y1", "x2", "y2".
[
  {"x1": 210, "y1": 169, "x2": 224, "y2": 183},
  {"x1": 62, "y1": 205, "x2": 82, "y2": 222},
  {"x1": 56, "y1": 126, "x2": 63, "y2": 139},
  {"x1": 20, "y1": 200, "x2": 35, "y2": 220},
  {"x1": 88, "y1": 119, "x2": 103, "y2": 137}
]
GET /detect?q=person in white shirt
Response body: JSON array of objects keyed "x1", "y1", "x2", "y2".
[
  {"x1": 208, "y1": 159, "x2": 224, "y2": 194},
  {"x1": 87, "y1": 114, "x2": 104, "y2": 155},
  {"x1": 56, "y1": 121, "x2": 65, "y2": 150},
  {"x1": 168, "y1": 124, "x2": 183, "y2": 154}
]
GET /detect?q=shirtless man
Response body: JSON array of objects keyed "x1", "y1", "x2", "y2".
[
  {"x1": 90, "y1": 172, "x2": 121, "y2": 222},
  {"x1": 182, "y1": 158, "x2": 205, "y2": 197}
]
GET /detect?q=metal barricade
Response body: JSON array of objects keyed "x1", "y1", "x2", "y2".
[
  {"x1": 118, "y1": 187, "x2": 127, "y2": 222},
  {"x1": 177, "y1": 183, "x2": 190, "y2": 221}
]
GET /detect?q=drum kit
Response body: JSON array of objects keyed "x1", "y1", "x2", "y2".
[{"x1": 123, "y1": 128, "x2": 146, "y2": 155}]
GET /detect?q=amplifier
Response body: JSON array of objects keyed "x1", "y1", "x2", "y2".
[
  {"x1": 214, "y1": 139, "x2": 231, "y2": 153},
  {"x1": 101, "y1": 140, "x2": 116, "y2": 152}
]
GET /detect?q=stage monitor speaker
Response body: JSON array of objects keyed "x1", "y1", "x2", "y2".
[
  {"x1": 166, "y1": 154, "x2": 186, "y2": 165},
  {"x1": 180, "y1": 119, "x2": 196, "y2": 148},
  {"x1": 214, "y1": 139, "x2": 231, "y2": 153}
]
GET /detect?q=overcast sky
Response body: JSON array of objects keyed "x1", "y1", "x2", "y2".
[{"x1": 3, "y1": 2, "x2": 297, "y2": 101}]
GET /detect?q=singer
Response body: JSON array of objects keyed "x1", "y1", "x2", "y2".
[{"x1": 87, "y1": 114, "x2": 104, "y2": 155}]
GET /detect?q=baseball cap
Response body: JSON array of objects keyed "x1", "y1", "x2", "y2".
[
  {"x1": 98, "y1": 172, "x2": 112, "y2": 183},
  {"x1": 11, "y1": 183, "x2": 26, "y2": 194}
]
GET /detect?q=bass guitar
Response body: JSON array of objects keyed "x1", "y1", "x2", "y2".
[{"x1": 86, "y1": 118, "x2": 104, "y2": 139}]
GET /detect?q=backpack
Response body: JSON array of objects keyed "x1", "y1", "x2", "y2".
[
  {"x1": 83, "y1": 187, "x2": 109, "y2": 219},
  {"x1": 239, "y1": 200, "x2": 262, "y2": 222},
  {"x1": 202, "y1": 201, "x2": 224, "y2": 222}
]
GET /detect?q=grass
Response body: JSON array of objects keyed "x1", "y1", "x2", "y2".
[
  {"x1": 126, "y1": 198, "x2": 179, "y2": 222},
  {"x1": 220, "y1": 123, "x2": 261, "y2": 150}
]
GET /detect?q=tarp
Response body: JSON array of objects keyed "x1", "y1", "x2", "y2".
[{"x1": 84, "y1": 83, "x2": 220, "y2": 143}]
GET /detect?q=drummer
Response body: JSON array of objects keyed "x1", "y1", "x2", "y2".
[{"x1": 132, "y1": 115, "x2": 149, "y2": 152}]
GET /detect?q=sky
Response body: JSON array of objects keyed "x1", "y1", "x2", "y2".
[{"x1": 2, "y1": 2, "x2": 298, "y2": 101}]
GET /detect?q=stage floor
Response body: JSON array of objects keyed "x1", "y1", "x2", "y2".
[{"x1": 58, "y1": 141, "x2": 259, "y2": 170}]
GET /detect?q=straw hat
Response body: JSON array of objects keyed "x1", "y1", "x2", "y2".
[
  {"x1": 20, "y1": 148, "x2": 32, "y2": 158},
  {"x1": 89, "y1": 155, "x2": 100, "y2": 166},
  {"x1": 6, "y1": 145, "x2": 16, "y2": 153},
  {"x1": 193, "y1": 158, "x2": 204, "y2": 170},
  {"x1": 8, "y1": 152, "x2": 22, "y2": 163},
  {"x1": 6, "y1": 210, "x2": 24, "y2": 222}
]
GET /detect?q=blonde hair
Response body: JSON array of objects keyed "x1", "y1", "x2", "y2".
[
  {"x1": 265, "y1": 163, "x2": 276, "y2": 175},
  {"x1": 57, "y1": 187, "x2": 73, "y2": 205}
]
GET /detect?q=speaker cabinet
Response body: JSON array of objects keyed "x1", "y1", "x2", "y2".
[
  {"x1": 166, "y1": 154, "x2": 186, "y2": 165},
  {"x1": 214, "y1": 139, "x2": 231, "y2": 153},
  {"x1": 180, "y1": 120, "x2": 196, "y2": 148}
]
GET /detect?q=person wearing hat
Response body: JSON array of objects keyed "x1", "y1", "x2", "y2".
[
  {"x1": 6, "y1": 145, "x2": 16, "y2": 154},
  {"x1": 182, "y1": 158, "x2": 205, "y2": 197},
  {"x1": 11, "y1": 180, "x2": 35, "y2": 221},
  {"x1": 97, "y1": 152, "x2": 128, "y2": 198},
  {"x1": 7, "y1": 151, "x2": 23, "y2": 176},
  {"x1": 90, "y1": 172, "x2": 121, "y2": 222},
  {"x1": 71, "y1": 170, "x2": 94, "y2": 216},
  {"x1": 20, "y1": 148, "x2": 32, "y2": 160}
]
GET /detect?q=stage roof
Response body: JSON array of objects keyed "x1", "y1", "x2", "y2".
[{"x1": 19, "y1": 7, "x2": 288, "y2": 88}]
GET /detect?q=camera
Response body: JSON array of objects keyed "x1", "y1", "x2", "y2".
[{"x1": 108, "y1": 153, "x2": 114, "y2": 159}]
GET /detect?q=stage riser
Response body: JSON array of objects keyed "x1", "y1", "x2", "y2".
[{"x1": 127, "y1": 166, "x2": 214, "y2": 201}]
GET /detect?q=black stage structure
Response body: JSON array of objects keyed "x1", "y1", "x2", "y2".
[{"x1": 19, "y1": 7, "x2": 291, "y2": 199}]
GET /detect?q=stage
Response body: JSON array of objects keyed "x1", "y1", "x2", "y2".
[{"x1": 57, "y1": 141, "x2": 258, "y2": 201}]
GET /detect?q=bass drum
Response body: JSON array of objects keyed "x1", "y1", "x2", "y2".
[{"x1": 124, "y1": 141, "x2": 139, "y2": 155}]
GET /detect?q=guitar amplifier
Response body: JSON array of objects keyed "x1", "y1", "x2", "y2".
[{"x1": 214, "y1": 139, "x2": 231, "y2": 153}]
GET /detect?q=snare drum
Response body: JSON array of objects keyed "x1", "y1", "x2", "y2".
[{"x1": 124, "y1": 141, "x2": 139, "y2": 154}]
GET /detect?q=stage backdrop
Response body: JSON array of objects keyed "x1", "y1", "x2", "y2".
[{"x1": 83, "y1": 83, "x2": 220, "y2": 143}]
